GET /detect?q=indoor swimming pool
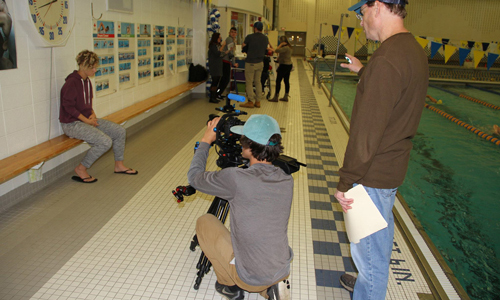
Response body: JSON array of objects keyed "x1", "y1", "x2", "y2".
[{"x1": 325, "y1": 79, "x2": 500, "y2": 300}]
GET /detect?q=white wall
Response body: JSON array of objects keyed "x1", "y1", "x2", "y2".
[
  {"x1": 213, "y1": 0, "x2": 264, "y2": 16},
  {"x1": 0, "y1": 0, "x2": 200, "y2": 196},
  {"x1": 278, "y1": 0, "x2": 500, "y2": 53}
]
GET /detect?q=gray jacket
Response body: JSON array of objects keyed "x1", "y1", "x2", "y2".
[{"x1": 188, "y1": 142, "x2": 294, "y2": 286}]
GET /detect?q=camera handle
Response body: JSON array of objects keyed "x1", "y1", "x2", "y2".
[{"x1": 216, "y1": 93, "x2": 247, "y2": 114}]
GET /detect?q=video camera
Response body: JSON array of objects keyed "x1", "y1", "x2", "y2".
[{"x1": 172, "y1": 93, "x2": 306, "y2": 202}]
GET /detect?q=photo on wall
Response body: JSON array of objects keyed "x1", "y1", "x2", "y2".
[
  {"x1": 95, "y1": 20, "x2": 115, "y2": 38},
  {"x1": 1, "y1": 0, "x2": 17, "y2": 70}
]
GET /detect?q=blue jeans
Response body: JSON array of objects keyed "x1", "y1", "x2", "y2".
[{"x1": 351, "y1": 184, "x2": 398, "y2": 300}]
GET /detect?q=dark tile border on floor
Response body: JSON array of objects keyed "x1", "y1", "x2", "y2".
[{"x1": 297, "y1": 60, "x2": 354, "y2": 300}]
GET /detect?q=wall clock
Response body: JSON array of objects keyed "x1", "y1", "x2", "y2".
[{"x1": 16, "y1": 0, "x2": 76, "y2": 47}]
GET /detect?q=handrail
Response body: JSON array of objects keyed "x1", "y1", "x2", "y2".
[{"x1": 306, "y1": 47, "x2": 337, "y2": 87}]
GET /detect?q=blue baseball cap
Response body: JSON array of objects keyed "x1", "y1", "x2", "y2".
[
  {"x1": 348, "y1": 0, "x2": 406, "y2": 14},
  {"x1": 230, "y1": 114, "x2": 281, "y2": 146},
  {"x1": 253, "y1": 21, "x2": 264, "y2": 31}
]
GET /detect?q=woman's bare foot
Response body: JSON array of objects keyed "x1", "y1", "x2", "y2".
[{"x1": 74, "y1": 164, "x2": 96, "y2": 182}]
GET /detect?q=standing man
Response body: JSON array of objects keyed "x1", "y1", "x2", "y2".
[
  {"x1": 217, "y1": 27, "x2": 239, "y2": 100},
  {"x1": 334, "y1": 1, "x2": 428, "y2": 299},
  {"x1": 240, "y1": 22, "x2": 272, "y2": 108}
]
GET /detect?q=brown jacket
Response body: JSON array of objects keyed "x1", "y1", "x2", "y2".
[{"x1": 337, "y1": 32, "x2": 429, "y2": 192}]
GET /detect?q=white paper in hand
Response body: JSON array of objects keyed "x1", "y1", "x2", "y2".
[{"x1": 343, "y1": 184, "x2": 388, "y2": 244}]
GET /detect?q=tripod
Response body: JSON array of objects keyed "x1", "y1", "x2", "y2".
[{"x1": 189, "y1": 196, "x2": 230, "y2": 290}]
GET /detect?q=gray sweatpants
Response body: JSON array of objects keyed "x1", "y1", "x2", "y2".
[{"x1": 61, "y1": 119, "x2": 126, "y2": 168}]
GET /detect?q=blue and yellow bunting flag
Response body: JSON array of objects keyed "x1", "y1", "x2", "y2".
[
  {"x1": 430, "y1": 41, "x2": 443, "y2": 58},
  {"x1": 487, "y1": 53, "x2": 499, "y2": 70},
  {"x1": 415, "y1": 37, "x2": 429, "y2": 49},
  {"x1": 473, "y1": 50, "x2": 485, "y2": 68},
  {"x1": 347, "y1": 27, "x2": 355, "y2": 39},
  {"x1": 444, "y1": 45, "x2": 457, "y2": 63},
  {"x1": 332, "y1": 25, "x2": 339, "y2": 37},
  {"x1": 459, "y1": 48, "x2": 471, "y2": 66}
]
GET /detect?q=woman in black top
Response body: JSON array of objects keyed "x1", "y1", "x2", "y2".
[{"x1": 208, "y1": 33, "x2": 231, "y2": 103}]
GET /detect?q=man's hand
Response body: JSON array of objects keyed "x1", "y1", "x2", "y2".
[
  {"x1": 200, "y1": 117, "x2": 220, "y2": 145},
  {"x1": 334, "y1": 190, "x2": 354, "y2": 213},
  {"x1": 340, "y1": 54, "x2": 363, "y2": 74}
]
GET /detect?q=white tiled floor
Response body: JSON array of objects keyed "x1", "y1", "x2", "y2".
[{"x1": 0, "y1": 58, "x2": 457, "y2": 300}]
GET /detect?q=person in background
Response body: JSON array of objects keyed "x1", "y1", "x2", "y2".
[
  {"x1": 59, "y1": 50, "x2": 138, "y2": 183},
  {"x1": 208, "y1": 32, "x2": 232, "y2": 103},
  {"x1": 269, "y1": 36, "x2": 293, "y2": 102},
  {"x1": 333, "y1": 1, "x2": 428, "y2": 299},
  {"x1": 217, "y1": 27, "x2": 239, "y2": 100},
  {"x1": 240, "y1": 22, "x2": 273, "y2": 109},
  {"x1": 313, "y1": 38, "x2": 325, "y2": 58},
  {"x1": 260, "y1": 50, "x2": 272, "y2": 99}
]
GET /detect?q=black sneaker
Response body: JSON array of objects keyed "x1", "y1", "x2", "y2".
[
  {"x1": 339, "y1": 273, "x2": 356, "y2": 292},
  {"x1": 216, "y1": 94, "x2": 225, "y2": 100},
  {"x1": 215, "y1": 281, "x2": 244, "y2": 300},
  {"x1": 267, "y1": 279, "x2": 290, "y2": 300}
]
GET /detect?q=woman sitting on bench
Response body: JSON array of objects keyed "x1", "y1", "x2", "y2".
[{"x1": 59, "y1": 50, "x2": 137, "y2": 183}]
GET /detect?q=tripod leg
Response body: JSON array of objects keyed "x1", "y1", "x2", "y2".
[
  {"x1": 194, "y1": 251, "x2": 211, "y2": 290},
  {"x1": 192, "y1": 197, "x2": 230, "y2": 290},
  {"x1": 190, "y1": 234, "x2": 198, "y2": 251}
]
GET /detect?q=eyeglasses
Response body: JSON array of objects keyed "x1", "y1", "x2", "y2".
[{"x1": 356, "y1": 6, "x2": 368, "y2": 21}]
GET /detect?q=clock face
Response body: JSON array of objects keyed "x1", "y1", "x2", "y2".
[{"x1": 27, "y1": 0, "x2": 73, "y2": 45}]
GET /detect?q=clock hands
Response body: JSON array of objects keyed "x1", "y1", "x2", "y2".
[
  {"x1": 38, "y1": 0, "x2": 58, "y2": 9},
  {"x1": 40, "y1": 0, "x2": 59, "y2": 18}
]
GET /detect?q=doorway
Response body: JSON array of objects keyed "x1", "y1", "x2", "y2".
[{"x1": 285, "y1": 31, "x2": 306, "y2": 56}]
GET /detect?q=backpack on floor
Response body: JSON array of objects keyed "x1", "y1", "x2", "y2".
[{"x1": 189, "y1": 64, "x2": 208, "y2": 82}]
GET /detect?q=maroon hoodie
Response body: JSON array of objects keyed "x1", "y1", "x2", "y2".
[{"x1": 59, "y1": 71, "x2": 93, "y2": 123}]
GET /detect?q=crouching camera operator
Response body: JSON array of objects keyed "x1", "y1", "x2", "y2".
[{"x1": 187, "y1": 114, "x2": 292, "y2": 300}]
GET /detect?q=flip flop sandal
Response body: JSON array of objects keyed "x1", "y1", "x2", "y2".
[
  {"x1": 114, "y1": 168, "x2": 138, "y2": 175},
  {"x1": 71, "y1": 175, "x2": 98, "y2": 183}
]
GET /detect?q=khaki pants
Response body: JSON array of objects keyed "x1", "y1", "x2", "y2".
[
  {"x1": 244, "y1": 62, "x2": 264, "y2": 102},
  {"x1": 196, "y1": 214, "x2": 286, "y2": 298}
]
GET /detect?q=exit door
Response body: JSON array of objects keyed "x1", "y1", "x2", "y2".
[{"x1": 285, "y1": 31, "x2": 306, "y2": 56}]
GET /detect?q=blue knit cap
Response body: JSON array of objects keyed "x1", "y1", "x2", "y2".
[{"x1": 230, "y1": 114, "x2": 281, "y2": 146}]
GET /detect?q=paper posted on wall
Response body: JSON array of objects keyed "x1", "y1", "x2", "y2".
[{"x1": 343, "y1": 184, "x2": 388, "y2": 244}]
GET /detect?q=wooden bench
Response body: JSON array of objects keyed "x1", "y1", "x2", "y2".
[{"x1": 0, "y1": 81, "x2": 204, "y2": 184}]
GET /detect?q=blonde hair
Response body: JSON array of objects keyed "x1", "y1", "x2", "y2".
[{"x1": 76, "y1": 50, "x2": 99, "y2": 69}]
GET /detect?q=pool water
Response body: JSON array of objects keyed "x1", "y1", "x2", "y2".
[{"x1": 326, "y1": 79, "x2": 500, "y2": 300}]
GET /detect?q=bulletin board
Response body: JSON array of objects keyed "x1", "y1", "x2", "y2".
[{"x1": 107, "y1": 0, "x2": 133, "y2": 14}]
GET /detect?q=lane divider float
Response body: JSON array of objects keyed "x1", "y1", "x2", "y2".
[
  {"x1": 466, "y1": 84, "x2": 500, "y2": 96},
  {"x1": 429, "y1": 84, "x2": 500, "y2": 110},
  {"x1": 424, "y1": 103, "x2": 500, "y2": 147},
  {"x1": 458, "y1": 94, "x2": 500, "y2": 110},
  {"x1": 426, "y1": 95, "x2": 442, "y2": 104}
]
